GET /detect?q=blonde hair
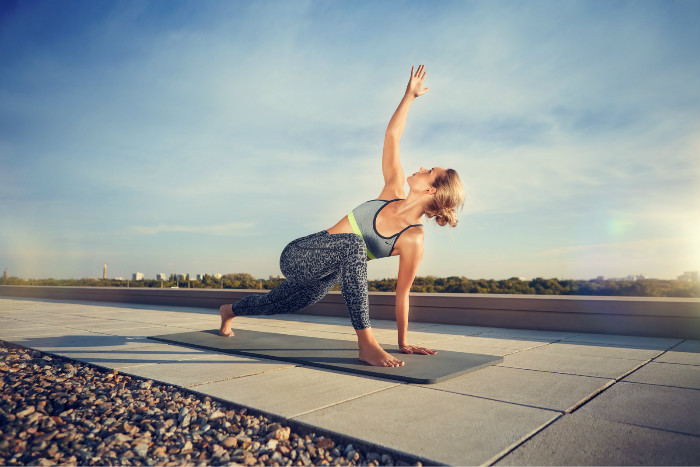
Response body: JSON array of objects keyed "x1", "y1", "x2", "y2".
[{"x1": 424, "y1": 168, "x2": 464, "y2": 227}]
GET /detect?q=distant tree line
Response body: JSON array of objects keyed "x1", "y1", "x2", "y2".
[
  {"x1": 369, "y1": 276, "x2": 699, "y2": 298},
  {"x1": 1, "y1": 274, "x2": 697, "y2": 298}
]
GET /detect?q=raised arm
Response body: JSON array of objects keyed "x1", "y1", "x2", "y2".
[{"x1": 379, "y1": 65, "x2": 430, "y2": 200}]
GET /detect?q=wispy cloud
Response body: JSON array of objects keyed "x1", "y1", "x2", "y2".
[{"x1": 127, "y1": 222, "x2": 256, "y2": 236}]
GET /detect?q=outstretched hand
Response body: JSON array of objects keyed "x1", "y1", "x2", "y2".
[
  {"x1": 405, "y1": 65, "x2": 430, "y2": 98},
  {"x1": 399, "y1": 344, "x2": 438, "y2": 355}
]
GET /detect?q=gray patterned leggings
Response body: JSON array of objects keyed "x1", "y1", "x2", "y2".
[{"x1": 232, "y1": 231, "x2": 371, "y2": 330}]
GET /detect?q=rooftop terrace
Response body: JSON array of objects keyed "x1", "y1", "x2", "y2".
[{"x1": 0, "y1": 289, "x2": 698, "y2": 465}]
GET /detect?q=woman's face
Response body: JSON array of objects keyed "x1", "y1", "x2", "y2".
[{"x1": 408, "y1": 166, "x2": 445, "y2": 191}]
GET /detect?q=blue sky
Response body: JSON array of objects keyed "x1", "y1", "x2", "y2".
[{"x1": 1, "y1": 0, "x2": 698, "y2": 281}]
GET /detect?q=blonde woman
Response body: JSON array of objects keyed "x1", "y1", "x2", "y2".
[{"x1": 220, "y1": 65, "x2": 465, "y2": 367}]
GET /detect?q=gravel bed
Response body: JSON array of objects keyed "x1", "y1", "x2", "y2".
[{"x1": 0, "y1": 340, "x2": 425, "y2": 466}]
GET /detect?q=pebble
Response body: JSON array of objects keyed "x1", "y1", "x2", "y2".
[{"x1": 0, "y1": 339, "x2": 421, "y2": 466}]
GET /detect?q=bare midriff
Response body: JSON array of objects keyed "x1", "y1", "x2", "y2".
[
  {"x1": 326, "y1": 216, "x2": 373, "y2": 261},
  {"x1": 326, "y1": 215, "x2": 354, "y2": 235}
]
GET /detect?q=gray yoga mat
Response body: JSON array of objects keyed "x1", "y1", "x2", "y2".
[{"x1": 148, "y1": 329, "x2": 502, "y2": 384}]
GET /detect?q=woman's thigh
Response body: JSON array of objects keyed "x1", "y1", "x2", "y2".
[{"x1": 280, "y1": 231, "x2": 362, "y2": 282}]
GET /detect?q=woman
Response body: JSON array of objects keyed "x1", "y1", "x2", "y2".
[{"x1": 219, "y1": 65, "x2": 464, "y2": 368}]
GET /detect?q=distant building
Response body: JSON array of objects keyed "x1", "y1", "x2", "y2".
[
  {"x1": 3, "y1": 268, "x2": 8, "y2": 279},
  {"x1": 156, "y1": 273, "x2": 167, "y2": 281},
  {"x1": 195, "y1": 274, "x2": 204, "y2": 281},
  {"x1": 212, "y1": 273, "x2": 223, "y2": 280},
  {"x1": 114, "y1": 277, "x2": 126, "y2": 281},
  {"x1": 103, "y1": 264, "x2": 107, "y2": 280},
  {"x1": 269, "y1": 275, "x2": 285, "y2": 280},
  {"x1": 678, "y1": 271, "x2": 699, "y2": 282},
  {"x1": 610, "y1": 274, "x2": 646, "y2": 281},
  {"x1": 177, "y1": 274, "x2": 186, "y2": 281},
  {"x1": 132, "y1": 272, "x2": 144, "y2": 281}
]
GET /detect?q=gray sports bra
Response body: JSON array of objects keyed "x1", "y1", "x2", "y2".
[{"x1": 348, "y1": 199, "x2": 423, "y2": 259}]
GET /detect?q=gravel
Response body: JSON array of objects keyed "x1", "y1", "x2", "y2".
[{"x1": 0, "y1": 340, "x2": 424, "y2": 466}]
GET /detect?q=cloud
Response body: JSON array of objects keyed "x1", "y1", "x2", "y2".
[{"x1": 127, "y1": 222, "x2": 256, "y2": 236}]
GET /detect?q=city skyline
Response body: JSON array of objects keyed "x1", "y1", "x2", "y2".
[
  {"x1": 1, "y1": 1, "x2": 699, "y2": 281},
  {"x1": 3, "y1": 263, "x2": 697, "y2": 283}
]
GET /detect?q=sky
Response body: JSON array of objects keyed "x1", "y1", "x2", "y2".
[{"x1": 1, "y1": 0, "x2": 698, "y2": 281}]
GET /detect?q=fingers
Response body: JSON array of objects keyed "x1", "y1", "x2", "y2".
[
  {"x1": 411, "y1": 65, "x2": 427, "y2": 78},
  {"x1": 413, "y1": 346, "x2": 438, "y2": 355}
]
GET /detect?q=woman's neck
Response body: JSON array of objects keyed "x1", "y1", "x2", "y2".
[{"x1": 393, "y1": 192, "x2": 428, "y2": 224}]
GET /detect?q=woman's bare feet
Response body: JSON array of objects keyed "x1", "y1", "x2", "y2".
[
  {"x1": 359, "y1": 342, "x2": 404, "y2": 367},
  {"x1": 356, "y1": 328, "x2": 404, "y2": 367},
  {"x1": 219, "y1": 304, "x2": 235, "y2": 337}
]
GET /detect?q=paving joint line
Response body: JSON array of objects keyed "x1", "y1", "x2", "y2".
[
  {"x1": 482, "y1": 412, "x2": 564, "y2": 466},
  {"x1": 420, "y1": 385, "x2": 564, "y2": 414},
  {"x1": 566, "y1": 357, "x2": 653, "y2": 415},
  {"x1": 288, "y1": 384, "x2": 402, "y2": 419},
  {"x1": 179, "y1": 365, "x2": 299, "y2": 388},
  {"x1": 496, "y1": 363, "x2": 622, "y2": 379},
  {"x1": 613, "y1": 379, "x2": 700, "y2": 392}
]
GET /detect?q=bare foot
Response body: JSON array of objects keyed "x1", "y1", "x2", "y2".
[
  {"x1": 359, "y1": 341, "x2": 404, "y2": 367},
  {"x1": 219, "y1": 304, "x2": 235, "y2": 337}
]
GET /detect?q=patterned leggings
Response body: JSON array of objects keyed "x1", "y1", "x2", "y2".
[{"x1": 232, "y1": 231, "x2": 371, "y2": 330}]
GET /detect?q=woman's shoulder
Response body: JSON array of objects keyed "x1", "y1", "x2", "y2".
[{"x1": 394, "y1": 224, "x2": 424, "y2": 256}]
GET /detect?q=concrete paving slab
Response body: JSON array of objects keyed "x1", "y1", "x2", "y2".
[
  {"x1": 6, "y1": 333, "x2": 153, "y2": 353},
  {"x1": 427, "y1": 338, "x2": 517, "y2": 357},
  {"x1": 427, "y1": 366, "x2": 612, "y2": 412},
  {"x1": 575, "y1": 381, "x2": 700, "y2": 436},
  {"x1": 120, "y1": 353, "x2": 297, "y2": 385},
  {"x1": 671, "y1": 340, "x2": 700, "y2": 352},
  {"x1": 453, "y1": 335, "x2": 552, "y2": 351},
  {"x1": 1, "y1": 327, "x2": 98, "y2": 339},
  {"x1": 192, "y1": 366, "x2": 399, "y2": 418},
  {"x1": 655, "y1": 340, "x2": 700, "y2": 366},
  {"x1": 479, "y1": 328, "x2": 577, "y2": 341},
  {"x1": 622, "y1": 361, "x2": 700, "y2": 389},
  {"x1": 499, "y1": 349, "x2": 645, "y2": 378},
  {"x1": 495, "y1": 412, "x2": 700, "y2": 466},
  {"x1": 48, "y1": 344, "x2": 222, "y2": 370},
  {"x1": 563, "y1": 333, "x2": 683, "y2": 350},
  {"x1": 529, "y1": 342, "x2": 663, "y2": 361},
  {"x1": 56, "y1": 319, "x2": 145, "y2": 331},
  {"x1": 0, "y1": 321, "x2": 63, "y2": 332},
  {"x1": 655, "y1": 351, "x2": 700, "y2": 366},
  {"x1": 410, "y1": 323, "x2": 495, "y2": 336},
  {"x1": 3, "y1": 330, "x2": 108, "y2": 346},
  {"x1": 295, "y1": 384, "x2": 560, "y2": 466}
]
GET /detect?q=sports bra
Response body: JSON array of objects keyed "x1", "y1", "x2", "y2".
[{"x1": 348, "y1": 199, "x2": 423, "y2": 259}]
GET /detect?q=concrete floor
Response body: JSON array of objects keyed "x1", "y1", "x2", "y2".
[{"x1": 1, "y1": 297, "x2": 698, "y2": 466}]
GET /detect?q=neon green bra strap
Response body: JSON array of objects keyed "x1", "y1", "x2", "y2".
[{"x1": 347, "y1": 211, "x2": 377, "y2": 260}]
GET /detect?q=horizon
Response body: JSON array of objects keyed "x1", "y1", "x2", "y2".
[
  {"x1": 1, "y1": 0, "x2": 699, "y2": 282},
  {"x1": 3, "y1": 268, "x2": 697, "y2": 283}
]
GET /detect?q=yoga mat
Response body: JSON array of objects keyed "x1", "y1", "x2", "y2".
[{"x1": 148, "y1": 329, "x2": 502, "y2": 384}]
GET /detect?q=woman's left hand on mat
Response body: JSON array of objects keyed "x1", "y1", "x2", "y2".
[{"x1": 399, "y1": 344, "x2": 437, "y2": 355}]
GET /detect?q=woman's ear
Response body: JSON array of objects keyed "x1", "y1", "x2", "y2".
[{"x1": 426, "y1": 185, "x2": 437, "y2": 195}]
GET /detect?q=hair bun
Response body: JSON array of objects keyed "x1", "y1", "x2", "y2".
[{"x1": 435, "y1": 209, "x2": 458, "y2": 228}]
